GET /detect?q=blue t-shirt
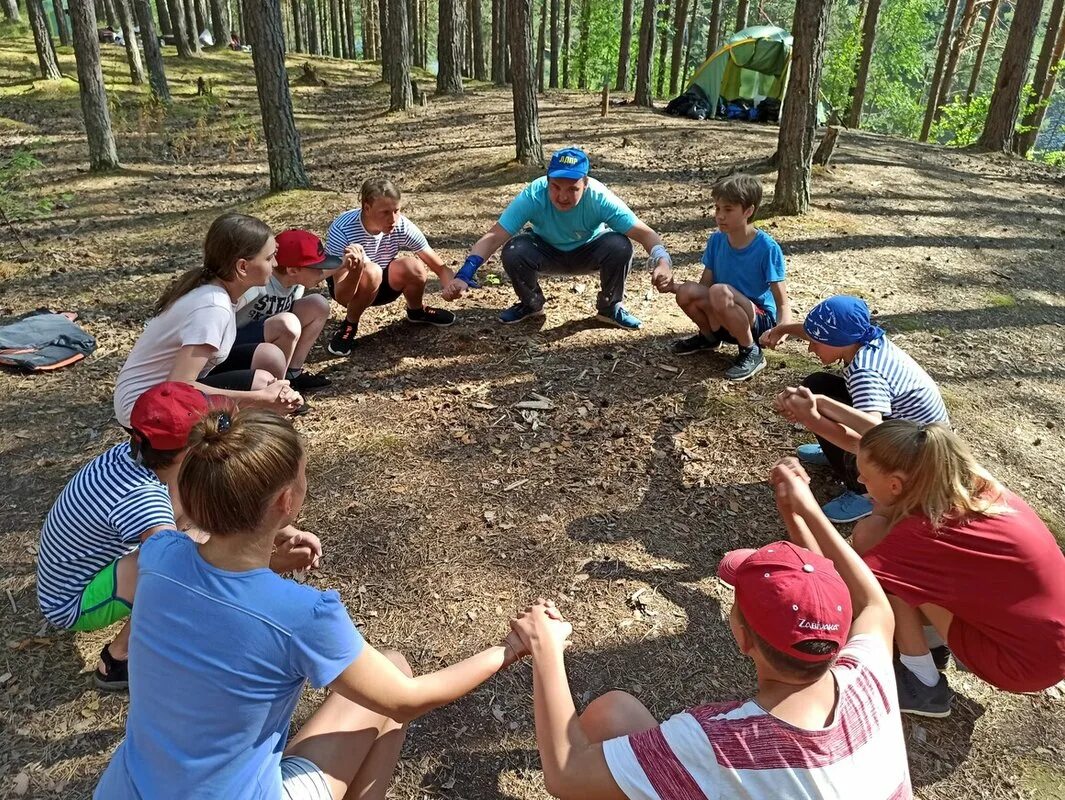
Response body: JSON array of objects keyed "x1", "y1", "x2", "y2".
[
  {"x1": 497, "y1": 176, "x2": 639, "y2": 251},
  {"x1": 700, "y1": 229, "x2": 786, "y2": 317},
  {"x1": 95, "y1": 532, "x2": 365, "y2": 800}
]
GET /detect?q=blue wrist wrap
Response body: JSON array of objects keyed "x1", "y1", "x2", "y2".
[{"x1": 456, "y1": 254, "x2": 483, "y2": 288}]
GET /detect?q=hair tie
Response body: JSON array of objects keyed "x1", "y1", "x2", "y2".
[{"x1": 217, "y1": 412, "x2": 232, "y2": 432}]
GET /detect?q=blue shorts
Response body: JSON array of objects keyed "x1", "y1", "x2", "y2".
[
  {"x1": 718, "y1": 304, "x2": 776, "y2": 345},
  {"x1": 234, "y1": 319, "x2": 267, "y2": 346}
]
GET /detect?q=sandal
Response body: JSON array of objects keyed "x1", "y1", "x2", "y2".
[{"x1": 94, "y1": 644, "x2": 129, "y2": 692}]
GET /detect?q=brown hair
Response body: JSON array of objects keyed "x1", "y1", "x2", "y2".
[
  {"x1": 739, "y1": 609, "x2": 837, "y2": 680},
  {"x1": 129, "y1": 437, "x2": 182, "y2": 470},
  {"x1": 360, "y1": 177, "x2": 402, "y2": 207},
  {"x1": 860, "y1": 421, "x2": 1010, "y2": 530},
  {"x1": 711, "y1": 173, "x2": 763, "y2": 213},
  {"x1": 179, "y1": 408, "x2": 304, "y2": 535},
  {"x1": 153, "y1": 213, "x2": 272, "y2": 315}
]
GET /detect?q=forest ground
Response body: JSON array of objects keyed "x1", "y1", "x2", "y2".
[{"x1": 1, "y1": 28, "x2": 1064, "y2": 800}]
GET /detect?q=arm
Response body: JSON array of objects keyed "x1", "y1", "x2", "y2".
[
  {"x1": 816, "y1": 394, "x2": 883, "y2": 437},
  {"x1": 626, "y1": 220, "x2": 673, "y2": 292},
  {"x1": 441, "y1": 223, "x2": 513, "y2": 300},
  {"x1": 759, "y1": 284, "x2": 794, "y2": 348},
  {"x1": 416, "y1": 244, "x2": 454, "y2": 284},
  {"x1": 167, "y1": 345, "x2": 301, "y2": 413},
  {"x1": 778, "y1": 387, "x2": 880, "y2": 454}
]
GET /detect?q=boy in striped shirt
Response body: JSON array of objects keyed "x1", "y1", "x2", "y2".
[
  {"x1": 507, "y1": 460, "x2": 910, "y2": 800},
  {"x1": 764, "y1": 295, "x2": 948, "y2": 523}
]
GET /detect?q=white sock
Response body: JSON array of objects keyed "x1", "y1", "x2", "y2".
[
  {"x1": 900, "y1": 652, "x2": 940, "y2": 687},
  {"x1": 924, "y1": 625, "x2": 946, "y2": 649}
]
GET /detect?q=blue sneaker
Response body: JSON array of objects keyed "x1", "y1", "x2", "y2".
[
  {"x1": 498, "y1": 302, "x2": 546, "y2": 324},
  {"x1": 797, "y1": 443, "x2": 830, "y2": 466},
  {"x1": 822, "y1": 491, "x2": 874, "y2": 523},
  {"x1": 595, "y1": 303, "x2": 642, "y2": 330}
]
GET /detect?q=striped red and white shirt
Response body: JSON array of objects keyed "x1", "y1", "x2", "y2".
[{"x1": 602, "y1": 635, "x2": 912, "y2": 800}]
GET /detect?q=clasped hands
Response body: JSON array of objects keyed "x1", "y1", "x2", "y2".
[
  {"x1": 773, "y1": 385, "x2": 821, "y2": 425},
  {"x1": 501, "y1": 599, "x2": 573, "y2": 668}
]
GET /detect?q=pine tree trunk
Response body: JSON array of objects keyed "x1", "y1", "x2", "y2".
[
  {"x1": 966, "y1": 0, "x2": 1000, "y2": 100},
  {"x1": 681, "y1": 0, "x2": 697, "y2": 84},
  {"x1": 244, "y1": 0, "x2": 310, "y2": 189},
  {"x1": 406, "y1": 0, "x2": 416, "y2": 64},
  {"x1": 193, "y1": 0, "x2": 207, "y2": 38},
  {"x1": 233, "y1": 0, "x2": 242, "y2": 39},
  {"x1": 919, "y1": 0, "x2": 960, "y2": 141},
  {"x1": 846, "y1": 0, "x2": 880, "y2": 128},
  {"x1": 492, "y1": 0, "x2": 508, "y2": 81},
  {"x1": 388, "y1": 0, "x2": 412, "y2": 108},
  {"x1": 654, "y1": 0, "x2": 669, "y2": 96},
  {"x1": 134, "y1": 0, "x2": 170, "y2": 100},
  {"x1": 380, "y1": 0, "x2": 391, "y2": 77},
  {"x1": 668, "y1": 0, "x2": 689, "y2": 95},
  {"x1": 934, "y1": 0, "x2": 979, "y2": 120},
  {"x1": 507, "y1": 0, "x2": 543, "y2": 163},
  {"x1": 69, "y1": 0, "x2": 120, "y2": 170},
  {"x1": 291, "y1": 0, "x2": 303, "y2": 50},
  {"x1": 28, "y1": 0, "x2": 63, "y2": 80},
  {"x1": 114, "y1": 0, "x2": 146, "y2": 83},
  {"x1": 437, "y1": 0, "x2": 464, "y2": 93},
  {"x1": 734, "y1": 0, "x2": 748, "y2": 31},
  {"x1": 102, "y1": 0, "x2": 117, "y2": 26},
  {"x1": 330, "y1": 0, "x2": 341, "y2": 54},
  {"x1": 167, "y1": 0, "x2": 194, "y2": 55},
  {"x1": 155, "y1": 0, "x2": 172, "y2": 36},
  {"x1": 547, "y1": 0, "x2": 558, "y2": 86},
  {"x1": 55, "y1": 0, "x2": 72, "y2": 45},
  {"x1": 346, "y1": 0, "x2": 357, "y2": 57},
  {"x1": 775, "y1": 0, "x2": 833, "y2": 216},
  {"x1": 183, "y1": 0, "x2": 201, "y2": 52},
  {"x1": 361, "y1": 0, "x2": 372, "y2": 56},
  {"x1": 466, "y1": 0, "x2": 475, "y2": 74},
  {"x1": 976, "y1": 0, "x2": 1044, "y2": 152},
  {"x1": 1015, "y1": 0, "x2": 1065, "y2": 153},
  {"x1": 209, "y1": 0, "x2": 229, "y2": 45},
  {"x1": 575, "y1": 0, "x2": 588, "y2": 87},
  {"x1": 705, "y1": 0, "x2": 720, "y2": 57},
  {"x1": 633, "y1": 0, "x2": 654, "y2": 105},
  {"x1": 473, "y1": 0, "x2": 486, "y2": 78},
  {"x1": 420, "y1": 0, "x2": 428, "y2": 63},
  {"x1": 561, "y1": 0, "x2": 570, "y2": 86},
  {"x1": 535, "y1": 0, "x2": 545, "y2": 88},
  {"x1": 615, "y1": 0, "x2": 633, "y2": 89},
  {"x1": 2, "y1": 0, "x2": 21, "y2": 23}
]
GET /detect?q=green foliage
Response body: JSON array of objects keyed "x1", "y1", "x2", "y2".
[
  {"x1": 1036, "y1": 149, "x2": 1065, "y2": 167},
  {"x1": 929, "y1": 94, "x2": 990, "y2": 147},
  {"x1": 821, "y1": 1, "x2": 864, "y2": 119},
  {"x1": 863, "y1": 0, "x2": 939, "y2": 137},
  {"x1": 582, "y1": 0, "x2": 622, "y2": 90},
  {"x1": 0, "y1": 147, "x2": 74, "y2": 221}
]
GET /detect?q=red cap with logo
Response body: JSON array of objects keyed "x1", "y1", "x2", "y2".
[
  {"x1": 276, "y1": 229, "x2": 343, "y2": 270},
  {"x1": 129, "y1": 382, "x2": 210, "y2": 451},
  {"x1": 718, "y1": 541, "x2": 852, "y2": 662}
]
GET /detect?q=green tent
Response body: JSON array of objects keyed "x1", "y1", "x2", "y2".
[{"x1": 686, "y1": 25, "x2": 793, "y2": 111}]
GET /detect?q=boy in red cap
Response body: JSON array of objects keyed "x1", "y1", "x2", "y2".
[
  {"x1": 507, "y1": 458, "x2": 910, "y2": 799},
  {"x1": 229, "y1": 229, "x2": 343, "y2": 394},
  {"x1": 37, "y1": 383, "x2": 321, "y2": 692}
]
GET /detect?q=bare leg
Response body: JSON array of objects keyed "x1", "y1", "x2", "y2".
[
  {"x1": 288, "y1": 295, "x2": 330, "y2": 370},
  {"x1": 708, "y1": 284, "x2": 756, "y2": 347},
  {"x1": 332, "y1": 263, "x2": 384, "y2": 326},
  {"x1": 578, "y1": 690, "x2": 660, "y2": 744},
  {"x1": 890, "y1": 594, "x2": 933, "y2": 656},
  {"x1": 284, "y1": 650, "x2": 410, "y2": 800},
  {"x1": 850, "y1": 514, "x2": 892, "y2": 555},
  {"x1": 387, "y1": 256, "x2": 429, "y2": 311},
  {"x1": 262, "y1": 312, "x2": 300, "y2": 365},
  {"x1": 918, "y1": 603, "x2": 955, "y2": 647},
  {"x1": 675, "y1": 282, "x2": 720, "y2": 336},
  {"x1": 250, "y1": 342, "x2": 288, "y2": 378}
]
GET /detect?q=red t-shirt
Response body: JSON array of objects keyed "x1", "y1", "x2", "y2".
[{"x1": 863, "y1": 492, "x2": 1065, "y2": 693}]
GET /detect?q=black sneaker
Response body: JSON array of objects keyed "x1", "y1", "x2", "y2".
[
  {"x1": 327, "y1": 321, "x2": 358, "y2": 356},
  {"x1": 291, "y1": 402, "x2": 312, "y2": 417},
  {"x1": 894, "y1": 661, "x2": 954, "y2": 717},
  {"x1": 407, "y1": 305, "x2": 456, "y2": 326},
  {"x1": 289, "y1": 370, "x2": 331, "y2": 392},
  {"x1": 725, "y1": 344, "x2": 766, "y2": 381},
  {"x1": 672, "y1": 332, "x2": 721, "y2": 356},
  {"x1": 931, "y1": 645, "x2": 952, "y2": 672},
  {"x1": 94, "y1": 644, "x2": 129, "y2": 692}
]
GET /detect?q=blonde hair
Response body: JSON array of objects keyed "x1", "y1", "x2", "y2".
[
  {"x1": 860, "y1": 421, "x2": 1010, "y2": 529},
  {"x1": 179, "y1": 408, "x2": 304, "y2": 535},
  {"x1": 360, "y1": 176, "x2": 401, "y2": 207}
]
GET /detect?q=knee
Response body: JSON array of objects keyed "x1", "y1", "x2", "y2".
[
  {"x1": 579, "y1": 690, "x2": 643, "y2": 741},
  {"x1": 250, "y1": 368, "x2": 277, "y2": 390},
  {"x1": 675, "y1": 282, "x2": 705, "y2": 309},
  {"x1": 380, "y1": 649, "x2": 413, "y2": 678},
  {"x1": 599, "y1": 234, "x2": 633, "y2": 266},
  {"x1": 708, "y1": 282, "x2": 733, "y2": 310},
  {"x1": 501, "y1": 234, "x2": 536, "y2": 268},
  {"x1": 297, "y1": 293, "x2": 330, "y2": 322},
  {"x1": 357, "y1": 262, "x2": 383, "y2": 292},
  {"x1": 391, "y1": 256, "x2": 427, "y2": 285},
  {"x1": 801, "y1": 371, "x2": 832, "y2": 391},
  {"x1": 270, "y1": 312, "x2": 302, "y2": 343},
  {"x1": 255, "y1": 343, "x2": 288, "y2": 376}
]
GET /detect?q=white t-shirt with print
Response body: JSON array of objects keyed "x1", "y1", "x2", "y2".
[{"x1": 235, "y1": 275, "x2": 305, "y2": 328}]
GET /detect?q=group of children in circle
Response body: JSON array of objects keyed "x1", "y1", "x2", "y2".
[{"x1": 37, "y1": 148, "x2": 1065, "y2": 799}]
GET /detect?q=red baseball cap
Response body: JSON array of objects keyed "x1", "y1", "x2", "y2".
[
  {"x1": 129, "y1": 382, "x2": 210, "y2": 451},
  {"x1": 276, "y1": 229, "x2": 343, "y2": 270},
  {"x1": 718, "y1": 541, "x2": 852, "y2": 662}
]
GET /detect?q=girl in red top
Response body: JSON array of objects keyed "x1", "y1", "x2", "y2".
[{"x1": 852, "y1": 420, "x2": 1065, "y2": 717}]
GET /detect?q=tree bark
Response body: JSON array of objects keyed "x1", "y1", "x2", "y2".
[
  {"x1": 535, "y1": 0, "x2": 545, "y2": 88},
  {"x1": 654, "y1": 0, "x2": 669, "y2": 96},
  {"x1": 379, "y1": 0, "x2": 390, "y2": 78},
  {"x1": 192, "y1": 0, "x2": 207, "y2": 38},
  {"x1": 1015, "y1": 0, "x2": 1065, "y2": 153},
  {"x1": 473, "y1": 0, "x2": 486, "y2": 78},
  {"x1": 846, "y1": 0, "x2": 880, "y2": 128},
  {"x1": 69, "y1": 0, "x2": 120, "y2": 170},
  {"x1": 55, "y1": 0, "x2": 72, "y2": 46},
  {"x1": 705, "y1": 0, "x2": 720, "y2": 57},
  {"x1": 134, "y1": 0, "x2": 170, "y2": 100},
  {"x1": 291, "y1": 0, "x2": 303, "y2": 50},
  {"x1": 155, "y1": 0, "x2": 172, "y2": 37},
  {"x1": 306, "y1": 0, "x2": 319, "y2": 52},
  {"x1": 561, "y1": 0, "x2": 570, "y2": 86},
  {"x1": 576, "y1": 0, "x2": 588, "y2": 87},
  {"x1": 492, "y1": 0, "x2": 508, "y2": 82},
  {"x1": 244, "y1": 0, "x2": 310, "y2": 189},
  {"x1": 548, "y1": 0, "x2": 558, "y2": 86},
  {"x1": 102, "y1": 0, "x2": 118, "y2": 26},
  {"x1": 114, "y1": 0, "x2": 146, "y2": 83},
  {"x1": 167, "y1": 0, "x2": 194, "y2": 56},
  {"x1": 421, "y1": 0, "x2": 428, "y2": 64},
  {"x1": 934, "y1": 0, "x2": 979, "y2": 119},
  {"x1": 330, "y1": 0, "x2": 341, "y2": 54},
  {"x1": 615, "y1": 0, "x2": 633, "y2": 89},
  {"x1": 209, "y1": 0, "x2": 230, "y2": 45},
  {"x1": 774, "y1": 0, "x2": 833, "y2": 216},
  {"x1": 346, "y1": 0, "x2": 357, "y2": 57},
  {"x1": 2, "y1": 0, "x2": 20, "y2": 23},
  {"x1": 976, "y1": 0, "x2": 1045, "y2": 152},
  {"x1": 407, "y1": 0, "x2": 418, "y2": 64},
  {"x1": 183, "y1": 0, "x2": 201, "y2": 52},
  {"x1": 919, "y1": 0, "x2": 960, "y2": 141},
  {"x1": 633, "y1": 0, "x2": 655, "y2": 105},
  {"x1": 965, "y1": 0, "x2": 1000, "y2": 101},
  {"x1": 388, "y1": 0, "x2": 412, "y2": 108},
  {"x1": 437, "y1": 0, "x2": 465, "y2": 93},
  {"x1": 668, "y1": 0, "x2": 689, "y2": 95},
  {"x1": 507, "y1": 0, "x2": 543, "y2": 163},
  {"x1": 361, "y1": 0, "x2": 373, "y2": 57},
  {"x1": 28, "y1": 0, "x2": 63, "y2": 80},
  {"x1": 734, "y1": 0, "x2": 748, "y2": 31},
  {"x1": 681, "y1": 0, "x2": 697, "y2": 85}
]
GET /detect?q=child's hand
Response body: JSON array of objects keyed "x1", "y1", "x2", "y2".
[
  {"x1": 271, "y1": 528, "x2": 322, "y2": 573},
  {"x1": 343, "y1": 243, "x2": 366, "y2": 269},
  {"x1": 783, "y1": 387, "x2": 820, "y2": 423},
  {"x1": 771, "y1": 460, "x2": 819, "y2": 517},
  {"x1": 760, "y1": 326, "x2": 788, "y2": 349},
  {"x1": 259, "y1": 380, "x2": 303, "y2": 414},
  {"x1": 501, "y1": 630, "x2": 528, "y2": 668},
  {"x1": 441, "y1": 277, "x2": 469, "y2": 301},
  {"x1": 773, "y1": 387, "x2": 802, "y2": 422},
  {"x1": 510, "y1": 599, "x2": 572, "y2": 655},
  {"x1": 651, "y1": 263, "x2": 674, "y2": 293}
]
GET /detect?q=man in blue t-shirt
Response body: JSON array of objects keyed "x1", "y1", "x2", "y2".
[
  {"x1": 441, "y1": 147, "x2": 674, "y2": 330},
  {"x1": 671, "y1": 173, "x2": 791, "y2": 381}
]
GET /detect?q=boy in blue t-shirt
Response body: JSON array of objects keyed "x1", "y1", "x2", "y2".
[{"x1": 671, "y1": 174, "x2": 791, "y2": 381}]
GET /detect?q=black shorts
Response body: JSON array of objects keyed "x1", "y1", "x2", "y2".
[
  {"x1": 326, "y1": 263, "x2": 403, "y2": 307},
  {"x1": 717, "y1": 305, "x2": 777, "y2": 345},
  {"x1": 234, "y1": 319, "x2": 267, "y2": 346},
  {"x1": 199, "y1": 342, "x2": 259, "y2": 390}
]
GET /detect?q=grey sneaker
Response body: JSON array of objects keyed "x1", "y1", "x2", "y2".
[
  {"x1": 894, "y1": 661, "x2": 954, "y2": 718},
  {"x1": 725, "y1": 344, "x2": 766, "y2": 381}
]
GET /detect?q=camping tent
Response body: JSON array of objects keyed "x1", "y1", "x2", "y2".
[{"x1": 686, "y1": 25, "x2": 793, "y2": 112}]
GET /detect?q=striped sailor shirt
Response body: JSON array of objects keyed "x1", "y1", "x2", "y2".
[
  {"x1": 844, "y1": 335, "x2": 949, "y2": 425},
  {"x1": 324, "y1": 209, "x2": 430, "y2": 267}
]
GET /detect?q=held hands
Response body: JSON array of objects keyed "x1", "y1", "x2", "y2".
[
  {"x1": 650, "y1": 260, "x2": 675, "y2": 293},
  {"x1": 773, "y1": 386, "x2": 819, "y2": 425},
  {"x1": 441, "y1": 277, "x2": 469, "y2": 302},
  {"x1": 270, "y1": 527, "x2": 323, "y2": 573},
  {"x1": 770, "y1": 457, "x2": 820, "y2": 518},
  {"x1": 509, "y1": 599, "x2": 573, "y2": 658},
  {"x1": 342, "y1": 244, "x2": 366, "y2": 272},
  {"x1": 759, "y1": 325, "x2": 789, "y2": 349},
  {"x1": 260, "y1": 379, "x2": 303, "y2": 414}
]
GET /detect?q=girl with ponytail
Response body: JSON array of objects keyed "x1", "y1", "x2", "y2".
[
  {"x1": 851, "y1": 420, "x2": 1065, "y2": 715},
  {"x1": 113, "y1": 212, "x2": 303, "y2": 428},
  {"x1": 96, "y1": 409, "x2": 533, "y2": 800}
]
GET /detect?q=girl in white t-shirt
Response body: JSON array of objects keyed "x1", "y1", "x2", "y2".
[{"x1": 113, "y1": 213, "x2": 303, "y2": 427}]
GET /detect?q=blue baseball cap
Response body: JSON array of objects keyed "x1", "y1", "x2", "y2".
[{"x1": 547, "y1": 148, "x2": 590, "y2": 180}]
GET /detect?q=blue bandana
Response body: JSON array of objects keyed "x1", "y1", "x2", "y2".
[{"x1": 803, "y1": 296, "x2": 884, "y2": 347}]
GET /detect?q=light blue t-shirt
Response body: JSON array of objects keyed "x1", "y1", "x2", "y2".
[
  {"x1": 701, "y1": 229, "x2": 786, "y2": 318},
  {"x1": 95, "y1": 531, "x2": 364, "y2": 800},
  {"x1": 497, "y1": 176, "x2": 639, "y2": 251}
]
